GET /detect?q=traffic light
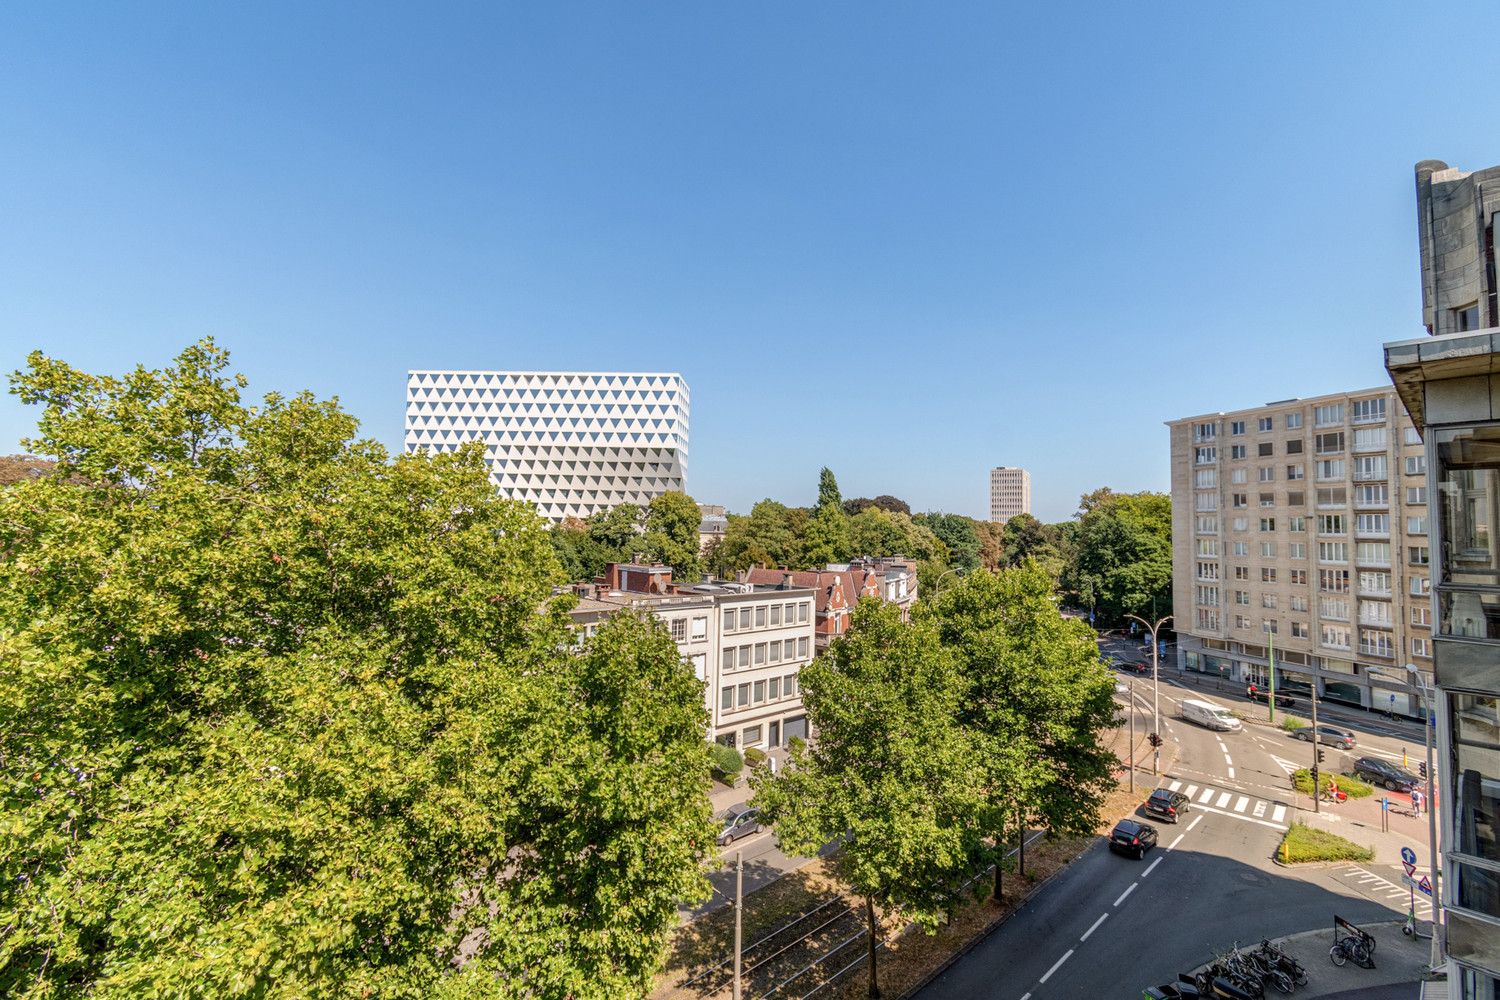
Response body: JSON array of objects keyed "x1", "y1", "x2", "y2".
[
  {"x1": 1317, "y1": 749, "x2": 1326, "y2": 765},
  {"x1": 1419, "y1": 762, "x2": 1428, "y2": 780},
  {"x1": 1148, "y1": 733, "x2": 1163, "y2": 748}
]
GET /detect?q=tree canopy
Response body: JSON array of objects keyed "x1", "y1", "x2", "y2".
[
  {"x1": 1061, "y1": 489, "x2": 1172, "y2": 624},
  {"x1": 0, "y1": 342, "x2": 714, "y2": 999}
]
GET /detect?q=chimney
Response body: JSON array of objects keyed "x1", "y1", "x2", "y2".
[{"x1": 781, "y1": 572, "x2": 795, "y2": 590}]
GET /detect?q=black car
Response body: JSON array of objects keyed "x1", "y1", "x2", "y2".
[
  {"x1": 1246, "y1": 685, "x2": 1296, "y2": 709},
  {"x1": 1144, "y1": 788, "x2": 1190, "y2": 823},
  {"x1": 715, "y1": 804, "x2": 763, "y2": 846},
  {"x1": 1109, "y1": 818, "x2": 1158, "y2": 859},
  {"x1": 1114, "y1": 659, "x2": 1151, "y2": 675},
  {"x1": 1352, "y1": 756, "x2": 1421, "y2": 792}
]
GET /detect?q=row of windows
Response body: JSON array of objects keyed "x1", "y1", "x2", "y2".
[
  {"x1": 723, "y1": 602, "x2": 811, "y2": 631},
  {"x1": 1196, "y1": 443, "x2": 1425, "y2": 473},
  {"x1": 1195, "y1": 484, "x2": 1428, "y2": 519},
  {"x1": 723, "y1": 637, "x2": 811, "y2": 669},
  {"x1": 1196, "y1": 568, "x2": 1428, "y2": 599},
  {"x1": 720, "y1": 672, "x2": 801, "y2": 712}
]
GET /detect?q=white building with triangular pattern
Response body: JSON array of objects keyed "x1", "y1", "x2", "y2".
[{"x1": 404, "y1": 370, "x2": 689, "y2": 522}]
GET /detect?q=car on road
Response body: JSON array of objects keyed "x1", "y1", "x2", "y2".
[
  {"x1": 1291, "y1": 724, "x2": 1356, "y2": 749},
  {"x1": 1144, "y1": 788, "x2": 1190, "y2": 823},
  {"x1": 1351, "y1": 756, "x2": 1420, "y2": 791},
  {"x1": 1108, "y1": 818, "x2": 1158, "y2": 859},
  {"x1": 1181, "y1": 698, "x2": 1242, "y2": 732},
  {"x1": 1113, "y1": 659, "x2": 1151, "y2": 675},
  {"x1": 715, "y1": 804, "x2": 763, "y2": 846},
  {"x1": 1245, "y1": 685, "x2": 1296, "y2": 709}
]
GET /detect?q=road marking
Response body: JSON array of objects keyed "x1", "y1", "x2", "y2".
[
  {"x1": 1114, "y1": 882, "x2": 1138, "y2": 906},
  {"x1": 1227, "y1": 767, "x2": 1236, "y2": 779},
  {"x1": 1186, "y1": 800, "x2": 1290, "y2": 830},
  {"x1": 1270, "y1": 755, "x2": 1301, "y2": 776},
  {"x1": 1271, "y1": 805, "x2": 1287, "y2": 823},
  {"x1": 1358, "y1": 875, "x2": 1381, "y2": 883},
  {"x1": 1169, "y1": 780, "x2": 1182, "y2": 791},
  {"x1": 1216, "y1": 791, "x2": 1232, "y2": 808},
  {"x1": 1167, "y1": 833, "x2": 1185, "y2": 851},
  {"x1": 1253, "y1": 802, "x2": 1267, "y2": 818},
  {"x1": 1199, "y1": 788, "x2": 1215, "y2": 804},
  {"x1": 1187, "y1": 814, "x2": 1203, "y2": 831},
  {"x1": 1020, "y1": 994, "x2": 1031, "y2": 1000},
  {"x1": 1234, "y1": 796, "x2": 1249, "y2": 813},
  {"x1": 1184, "y1": 784, "x2": 1199, "y2": 798},
  {"x1": 1142, "y1": 856, "x2": 1163, "y2": 878},
  {"x1": 1224, "y1": 754, "x2": 1234, "y2": 766},
  {"x1": 1039, "y1": 949, "x2": 1074, "y2": 984},
  {"x1": 1080, "y1": 912, "x2": 1109, "y2": 941}
]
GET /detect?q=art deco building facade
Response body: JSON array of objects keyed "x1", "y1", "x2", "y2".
[{"x1": 404, "y1": 370, "x2": 688, "y2": 521}]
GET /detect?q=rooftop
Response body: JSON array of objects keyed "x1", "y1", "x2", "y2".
[{"x1": 1385, "y1": 327, "x2": 1500, "y2": 429}]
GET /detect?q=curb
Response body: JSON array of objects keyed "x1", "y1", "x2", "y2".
[{"x1": 898, "y1": 839, "x2": 1099, "y2": 998}]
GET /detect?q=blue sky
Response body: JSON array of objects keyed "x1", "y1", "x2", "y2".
[{"x1": 2, "y1": 4, "x2": 1497, "y2": 522}]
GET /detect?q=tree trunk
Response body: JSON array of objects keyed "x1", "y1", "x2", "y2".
[
  {"x1": 993, "y1": 852, "x2": 1003, "y2": 903},
  {"x1": 866, "y1": 895, "x2": 881, "y2": 998}
]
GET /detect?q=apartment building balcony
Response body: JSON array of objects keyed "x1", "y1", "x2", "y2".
[
  {"x1": 1353, "y1": 470, "x2": 1389, "y2": 482},
  {"x1": 1357, "y1": 640, "x2": 1396, "y2": 660},
  {"x1": 1358, "y1": 584, "x2": 1392, "y2": 599}
]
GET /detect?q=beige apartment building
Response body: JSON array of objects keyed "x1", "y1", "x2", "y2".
[
  {"x1": 1169, "y1": 388, "x2": 1434, "y2": 716},
  {"x1": 989, "y1": 466, "x2": 1032, "y2": 523}
]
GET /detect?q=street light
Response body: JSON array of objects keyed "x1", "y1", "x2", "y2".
[
  {"x1": 931, "y1": 567, "x2": 966, "y2": 597},
  {"x1": 1125, "y1": 613, "x2": 1173, "y2": 775}
]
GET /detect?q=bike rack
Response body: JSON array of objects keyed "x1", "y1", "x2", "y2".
[{"x1": 1334, "y1": 914, "x2": 1376, "y2": 969}]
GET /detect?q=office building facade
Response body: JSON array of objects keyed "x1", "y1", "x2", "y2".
[
  {"x1": 1168, "y1": 389, "x2": 1433, "y2": 716},
  {"x1": 405, "y1": 370, "x2": 688, "y2": 521},
  {"x1": 989, "y1": 466, "x2": 1032, "y2": 523}
]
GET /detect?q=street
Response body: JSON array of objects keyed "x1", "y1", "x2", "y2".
[{"x1": 914, "y1": 636, "x2": 1433, "y2": 999}]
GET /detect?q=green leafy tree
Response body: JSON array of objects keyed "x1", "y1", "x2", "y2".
[
  {"x1": 914, "y1": 512, "x2": 981, "y2": 572},
  {"x1": 802, "y1": 467, "x2": 851, "y2": 567},
  {"x1": 751, "y1": 601, "x2": 990, "y2": 998},
  {"x1": 642, "y1": 490, "x2": 703, "y2": 580},
  {"x1": 587, "y1": 502, "x2": 644, "y2": 552},
  {"x1": 0, "y1": 341, "x2": 714, "y2": 999},
  {"x1": 1063, "y1": 490, "x2": 1172, "y2": 624},
  {"x1": 551, "y1": 516, "x2": 624, "y2": 582},
  {"x1": 842, "y1": 494, "x2": 911, "y2": 517},
  {"x1": 711, "y1": 499, "x2": 800, "y2": 574},
  {"x1": 926, "y1": 564, "x2": 1118, "y2": 877},
  {"x1": 997, "y1": 513, "x2": 1066, "y2": 589}
]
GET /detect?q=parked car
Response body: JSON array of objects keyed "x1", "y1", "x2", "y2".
[
  {"x1": 1144, "y1": 788, "x2": 1190, "y2": 823},
  {"x1": 1111, "y1": 658, "x2": 1151, "y2": 675},
  {"x1": 715, "y1": 804, "x2": 763, "y2": 846},
  {"x1": 1352, "y1": 756, "x2": 1420, "y2": 791},
  {"x1": 1109, "y1": 818, "x2": 1159, "y2": 859},
  {"x1": 1245, "y1": 685, "x2": 1296, "y2": 709},
  {"x1": 1291, "y1": 724, "x2": 1356, "y2": 749}
]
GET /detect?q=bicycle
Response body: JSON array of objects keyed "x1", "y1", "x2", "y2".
[{"x1": 1329, "y1": 933, "x2": 1373, "y2": 967}]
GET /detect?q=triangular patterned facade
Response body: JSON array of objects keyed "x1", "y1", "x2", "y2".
[{"x1": 404, "y1": 370, "x2": 689, "y2": 521}]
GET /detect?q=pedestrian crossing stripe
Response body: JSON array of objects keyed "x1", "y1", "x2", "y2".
[
  {"x1": 1162, "y1": 780, "x2": 1291, "y2": 829},
  {"x1": 1335, "y1": 864, "x2": 1433, "y2": 918}
]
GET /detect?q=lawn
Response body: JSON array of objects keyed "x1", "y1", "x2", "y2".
[
  {"x1": 1292, "y1": 768, "x2": 1374, "y2": 798},
  {"x1": 1278, "y1": 821, "x2": 1374, "y2": 863}
]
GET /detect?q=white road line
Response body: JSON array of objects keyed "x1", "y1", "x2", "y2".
[
  {"x1": 1216, "y1": 791, "x2": 1232, "y2": 808},
  {"x1": 1224, "y1": 754, "x2": 1234, "y2": 766},
  {"x1": 1187, "y1": 800, "x2": 1290, "y2": 830},
  {"x1": 1271, "y1": 805, "x2": 1287, "y2": 822},
  {"x1": 1080, "y1": 912, "x2": 1109, "y2": 941},
  {"x1": 1167, "y1": 833, "x2": 1185, "y2": 851},
  {"x1": 1228, "y1": 767, "x2": 1236, "y2": 779},
  {"x1": 1184, "y1": 784, "x2": 1199, "y2": 798},
  {"x1": 1142, "y1": 856, "x2": 1163, "y2": 878},
  {"x1": 1169, "y1": 780, "x2": 1182, "y2": 791},
  {"x1": 1020, "y1": 994, "x2": 1031, "y2": 1000},
  {"x1": 1253, "y1": 802, "x2": 1267, "y2": 818},
  {"x1": 1199, "y1": 788, "x2": 1215, "y2": 804},
  {"x1": 1187, "y1": 814, "x2": 1204, "y2": 831},
  {"x1": 1234, "y1": 796, "x2": 1249, "y2": 813},
  {"x1": 1039, "y1": 949, "x2": 1074, "y2": 984},
  {"x1": 1114, "y1": 882, "x2": 1138, "y2": 907}
]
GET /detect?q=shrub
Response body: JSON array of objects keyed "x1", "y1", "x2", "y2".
[
  {"x1": 1278, "y1": 821, "x2": 1374, "y2": 863},
  {"x1": 743, "y1": 746, "x2": 767, "y2": 767},
  {"x1": 788, "y1": 735, "x2": 806, "y2": 753},
  {"x1": 1279, "y1": 715, "x2": 1307, "y2": 733},
  {"x1": 709, "y1": 743, "x2": 744, "y2": 781},
  {"x1": 1292, "y1": 768, "x2": 1374, "y2": 799}
]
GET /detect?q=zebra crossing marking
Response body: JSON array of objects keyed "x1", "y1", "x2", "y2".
[
  {"x1": 1271, "y1": 805, "x2": 1287, "y2": 822},
  {"x1": 1199, "y1": 787, "x2": 1214, "y2": 804},
  {"x1": 1216, "y1": 791, "x2": 1233, "y2": 808},
  {"x1": 1253, "y1": 802, "x2": 1267, "y2": 818}
]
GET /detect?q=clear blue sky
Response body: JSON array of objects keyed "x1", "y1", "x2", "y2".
[{"x1": 3, "y1": 4, "x2": 1497, "y2": 522}]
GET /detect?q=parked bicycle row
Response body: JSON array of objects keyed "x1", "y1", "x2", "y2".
[{"x1": 1143, "y1": 938, "x2": 1309, "y2": 998}]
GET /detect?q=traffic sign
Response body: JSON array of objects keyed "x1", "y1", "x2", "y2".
[
  {"x1": 1401, "y1": 846, "x2": 1417, "y2": 865},
  {"x1": 1402, "y1": 874, "x2": 1421, "y2": 890},
  {"x1": 1419, "y1": 875, "x2": 1433, "y2": 896}
]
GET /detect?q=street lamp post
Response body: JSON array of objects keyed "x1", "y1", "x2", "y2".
[
  {"x1": 1408, "y1": 663, "x2": 1443, "y2": 969},
  {"x1": 1125, "y1": 613, "x2": 1173, "y2": 775}
]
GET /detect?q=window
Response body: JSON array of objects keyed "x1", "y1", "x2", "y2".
[
  {"x1": 1317, "y1": 515, "x2": 1346, "y2": 534},
  {"x1": 784, "y1": 673, "x2": 799, "y2": 697},
  {"x1": 1258, "y1": 466, "x2": 1275, "y2": 482},
  {"x1": 1196, "y1": 586, "x2": 1219, "y2": 606},
  {"x1": 756, "y1": 606, "x2": 767, "y2": 628},
  {"x1": 1234, "y1": 566, "x2": 1250, "y2": 580},
  {"x1": 1408, "y1": 515, "x2": 1428, "y2": 535},
  {"x1": 1197, "y1": 515, "x2": 1219, "y2": 533},
  {"x1": 768, "y1": 676, "x2": 780, "y2": 699},
  {"x1": 724, "y1": 609, "x2": 736, "y2": 631},
  {"x1": 1290, "y1": 596, "x2": 1308, "y2": 612},
  {"x1": 1289, "y1": 568, "x2": 1308, "y2": 585},
  {"x1": 1315, "y1": 403, "x2": 1345, "y2": 427},
  {"x1": 1195, "y1": 422, "x2": 1218, "y2": 441},
  {"x1": 1196, "y1": 538, "x2": 1219, "y2": 557},
  {"x1": 1235, "y1": 614, "x2": 1250, "y2": 629},
  {"x1": 721, "y1": 687, "x2": 733, "y2": 710},
  {"x1": 690, "y1": 653, "x2": 708, "y2": 681},
  {"x1": 1289, "y1": 542, "x2": 1306, "y2": 559},
  {"x1": 1319, "y1": 569, "x2": 1350, "y2": 593},
  {"x1": 1319, "y1": 542, "x2": 1349, "y2": 562},
  {"x1": 1289, "y1": 516, "x2": 1306, "y2": 532},
  {"x1": 739, "y1": 646, "x2": 751, "y2": 668},
  {"x1": 753, "y1": 680, "x2": 765, "y2": 702},
  {"x1": 1197, "y1": 609, "x2": 1220, "y2": 629},
  {"x1": 769, "y1": 640, "x2": 781, "y2": 662},
  {"x1": 1353, "y1": 427, "x2": 1387, "y2": 451},
  {"x1": 1232, "y1": 493, "x2": 1248, "y2": 508},
  {"x1": 770, "y1": 604, "x2": 781, "y2": 626},
  {"x1": 1291, "y1": 621, "x2": 1310, "y2": 638},
  {"x1": 798, "y1": 603, "x2": 810, "y2": 623},
  {"x1": 1263, "y1": 618, "x2": 1278, "y2": 634},
  {"x1": 1354, "y1": 455, "x2": 1388, "y2": 481},
  {"x1": 1315, "y1": 432, "x2": 1345, "y2": 455},
  {"x1": 692, "y1": 616, "x2": 708, "y2": 639},
  {"x1": 670, "y1": 619, "x2": 687, "y2": 641},
  {"x1": 1231, "y1": 445, "x2": 1248, "y2": 460},
  {"x1": 1454, "y1": 302, "x2": 1481, "y2": 331},
  {"x1": 1405, "y1": 455, "x2": 1427, "y2": 475},
  {"x1": 1355, "y1": 513, "x2": 1389, "y2": 535},
  {"x1": 1258, "y1": 442, "x2": 1274, "y2": 457},
  {"x1": 1351, "y1": 398, "x2": 1387, "y2": 423},
  {"x1": 1231, "y1": 468, "x2": 1248, "y2": 484},
  {"x1": 1316, "y1": 460, "x2": 1345, "y2": 481},
  {"x1": 722, "y1": 646, "x2": 735, "y2": 669},
  {"x1": 1286, "y1": 412, "x2": 1303, "y2": 429},
  {"x1": 1354, "y1": 483, "x2": 1388, "y2": 506},
  {"x1": 1320, "y1": 625, "x2": 1350, "y2": 649},
  {"x1": 1320, "y1": 598, "x2": 1350, "y2": 620},
  {"x1": 1262, "y1": 594, "x2": 1278, "y2": 609},
  {"x1": 784, "y1": 602, "x2": 796, "y2": 620},
  {"x1": 1233, "y1": 517, "x2": 1248, "y2": 531},
  {"x1": 1235, "y1": 590, "x2": 1250, "y2": 605},
  {"x1": 1408, "y1": 546, "x2": 1430, "y2": 566},
  {"x1": 1286, "y1": 439, "x2": 1304, "y2": 454},
  {"x1": 1231, "y1": 420, "x2": 1246, "y2": 435},
  {"x1": 743, "y1": 724, "x2": 762, "y2": 746},
  {"x1": 1197, "y1": 562, "x2": 1219, "y2": 580},
  {"x1": 798, "y1": 636, "x2": 809, "y2": 656},
  {"x1": 1259, "y1": 416, "x2": 1274, "y2": 432},
  {"x1": 1356, "y1": 542, "x2": 1391, "y2": 565},
  {"x1": 1260, "y1": 542, "x2": 1276, "y2": 557},
  {"x1": 1260, "y1": 517, "x2": 1276, "y2": 532},
  {"x1": 1359, "y1": 571, "x2": 1392, "y2": 595},
  {"x1": 1411, "y1": 605, "x2": 1431, "y2": 627},
  {"x1": 1406, "y1": 487, "x2": 1428, "y2": 506},
  {"x1": 1359, "y1": 632, "x2": 1394, "y2": 658},
  {"x1": 1287, "y1": 464, "x2": 1304, "y2": 480},
  {"x1": 1232, "y1": 541, "x2": 1248, "y2": 557},
  {"x1": 1261, "y1": 568, "x2": 1277, "y2": 583},
  {"x1": 1411, "y1": 637, "x2": 1430, "y2": 657},
  {"x1": 754, "y1": 643, "x2": 766, "y2": 665},
  {"x1": 1196, "y1": 493, "x2": 1219, "y2": 511},
  {"x1": 1410, "y1": 576, "x2": 1430, "y2": 597},
  {"x1": 737, "y1": 683, "x2": 751, "y2": 707},
  {"x1": 1260, "y1": 492, "x2": 1275, "y2": 508},
  {"x1": 1288, "y1": 491, "x2": 1306, "y2": 507},
  {"x1": 1195, "y1": 469, "x2": 1218, "y2": 488},
  {"x1": 1316, "y1": 486, "x2": 1347, "y2": 506},
  {"x1": 739, "y1": 609, "x2": 751, "y2": 630},
  {"x1": 1403, "y1": 426, "x2": 1422, "y2": 446},
  {"x1": 1360, "y1": 601, "x2": 1392, "y2": 625},
  {"x1": 1196, "y1": 446, "x2": 1218, "y2": 464}
]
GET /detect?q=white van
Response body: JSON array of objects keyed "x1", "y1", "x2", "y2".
[{"x1": 1181, "y1": 698, "x2": 1241, "y2": 732}]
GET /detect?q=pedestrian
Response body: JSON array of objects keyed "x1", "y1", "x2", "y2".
[{"x1": 1410, "y1": 787, "x2": 1421, "y2": 816}]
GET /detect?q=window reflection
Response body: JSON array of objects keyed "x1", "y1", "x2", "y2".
[
  {"x1": 1438, "y1": 427, "x2": 1500, "y2": 587},
  {"x1": 1443, "y1": 590, "x2": 1500, "y2": 640},
  {"x1": 1454, "y1": 694, "x2": 1500, "y2": 862}
]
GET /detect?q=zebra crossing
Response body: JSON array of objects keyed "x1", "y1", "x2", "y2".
[
  {"x1": 1163, "y1": 778, "x2": 1290, "y2": 829},
  {"x1": 1331, "y1": 863, "x2": 1434, "y2": 919}
]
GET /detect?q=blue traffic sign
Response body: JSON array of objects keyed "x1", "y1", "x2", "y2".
[{"x1": 1401, "y1": 846, "x2": 1417, "y2": 866}]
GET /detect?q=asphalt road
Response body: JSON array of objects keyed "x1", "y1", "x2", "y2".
[{"x1": 914, "y1": 636, "x2": 1426, "y2": 1000}]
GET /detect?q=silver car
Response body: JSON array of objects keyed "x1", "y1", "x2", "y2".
[{"x1": 715, "y1": 804, "x2": 763, "y2": 846}]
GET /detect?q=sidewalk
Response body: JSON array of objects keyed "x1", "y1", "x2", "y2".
[
  {"x1": 1188, "y1": 921, "x2": 1427, "y2": 999},
  {"x1": 1296, "y1": 787, "x2": 1436, "y2": 869}
]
